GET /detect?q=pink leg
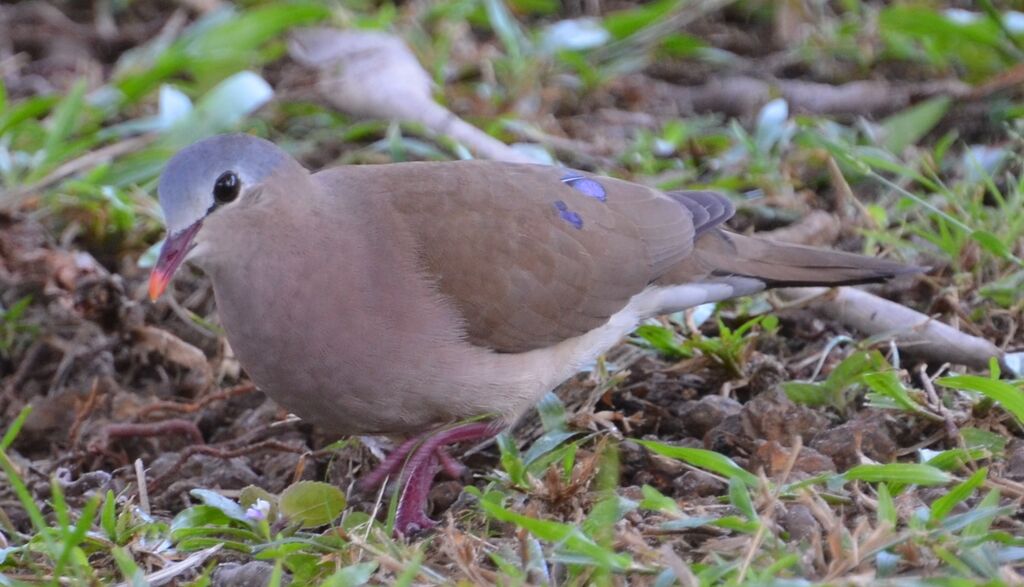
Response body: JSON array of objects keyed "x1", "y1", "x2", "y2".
[
  {"x1": 435, "y1": 447, "x2": 468, "y2": 480},
  {"x1": 393, "y1": 421, "x2": 498, "y2": 536},
  {"x1": 357, "y1": 435, "x2": 423, "y2": 494},
  {"x1": 360, "y1": 439, "x2": 466, "y2": 495}
]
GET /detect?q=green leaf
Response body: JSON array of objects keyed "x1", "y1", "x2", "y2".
[
  {"x1": 170, "y1": 505, "x2": 233, "y2": 535},
  {"x1": 658, "y1": 33, "x2": 706, "y2": 57},
  {"x1": 477, "y1": 498, "x2": 631, "y2": 569},
  {"x1": 979, "y1": 269, "x2": 1024, "y2": 308},
  {"x1": 582, "y1": 495, "x2": 637, "y2": 538},
  {"x1": 712, "y1": 516, "x2": 760, "y2": 534},
  {"x1": 784, "y1": 351, "x2": 889, "y2": 410},
  {"x1": 603, "y1": 0, "x2": 683, "y2": 39},
  {"x1": 926, "y1": 447, "x2": 990, "y2": 472},
  {"x1": 1, "y1": 405, "x2": 30, "y2": 451},
  {"x1": 941, "y1": 506, "x2": 1015, "y2": 534},
  {"x1": 938, "y1": 375, "x2": 1024, "y2": 425},
  {"x1": 659, "y1": 516, "x2": 718, "y2": 532},
  {"x1": 970, "y1": 230, "x2": 1016, "y2": 262},
  {"x1": 0, "y1": 412, "x2": 50, "y2": 543},
  {"x1": 536, "y1": 391, "x2": 569, "y2": 432},
  {"x1": 963, "y1": 489, "x2": 1001, "y2": 537},
  {"x1": 54, "y1": 494, "x2": 100, "y2": 580},
  {"x1": 782, "y1": 382, "x2": 833, "y2": 408},
  {"x1": 322, "y1": 562, "x2": 379, "y2": 587},
  {"x1": 862, "y1": 371, "x2": 924, "y2": 413},
  {"x1": 190, "y1": 488, "x2": 249, "y2": 522},
  {"x1": 930, "y1": 468, "x2": 987, "y2": 523},
  {"x1": 728, "y1": 477, "x2": 757, "y2": 522},
  {"x1": 116, "y1": 4, "x2": 328, "y2": 101},
  {"x1": 829, "y1": 351, "x2": 889, "y2": 389},
  {"x1": 877, "y1": 484, "x2": 897, "y2": 527},
  {"x1": 111, "y1": 546, "x2": 146, "y2": 585},
  {"x1": 0, "y1": 95, "x2": 58, "y2": 138},
  {"x1": 961, "y1": 427, "x2": 1008, "y2": 454},
  {"x1": 278, "y1": 481, "x2": 346, "y2": 528},
  {"x1": 639, "y1": 485, "x2": 681, "y2": 515},
  {"x1": 497, "y1": 431, "x2": 528, "y2": 486},
  {"x1": 101, "y1": 490, "x2": 118, "y2": 542},
  {"x1": 844, "y1": 464, "x2": 950, "y2": 486},
  {"x1": 635, "y1": 440, "x2": 758, "y2": 487},
  {"x1": 879, "y1": 5, "x2": 1010, "y2": 80},
  {"x1": 40, "y1": 79, "x2": 87, "y2": 169},
  {"x1": 633, "y1": 324, "x2": 689, "y2": 359},
  {"x1": 880, "y1": 96, "x2": 952, "y2": 153},
  {"x1": 483, "y1": 0, "x2": 527, "y2": 61}
]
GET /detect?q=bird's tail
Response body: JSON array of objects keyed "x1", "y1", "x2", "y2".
[{"x1": 694, "y1": 229, "x2": 923, "y2": 287}]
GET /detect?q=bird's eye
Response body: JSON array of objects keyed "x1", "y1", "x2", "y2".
[{"x1": 213, "y1": 171, "x2": 241, "y2": 204}]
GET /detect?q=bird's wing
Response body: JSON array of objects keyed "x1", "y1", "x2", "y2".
[{"x1": 321, "y1": 160, "x2": 730, "y2": 353}]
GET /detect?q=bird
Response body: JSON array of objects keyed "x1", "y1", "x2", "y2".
[{"x1": 149, "y1": 133, "x2": 919, "y2": 535}]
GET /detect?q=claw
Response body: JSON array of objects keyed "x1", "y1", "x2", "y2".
[{"x1": 360, "y1": 421, "x2": 499, "y2": 536}]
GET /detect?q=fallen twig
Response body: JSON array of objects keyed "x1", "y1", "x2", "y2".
[
  {"x1": 288, "y1": 28, "x2": 537, "y2": 164},
  {"x1": 665, "y1": 76, "x2": 970, "y2": 119},
  {"x1": 137, "y1": 382, "x2": 256, "y2": 419},
  {"x1": 917, "y1": 363, "x2": 961, "y2": 442},
  {"x1": 105, "y1": 419, "x2": 205, "y2": 446},
  {"x1": 774, "y1": 287, "x2": 1004, "y2": 370},
  {"x1": 147, "y1": 439, "x2": 307, "y2": 493},
  {"x1": 134, "y1": 458, "x2": 150, "y2": 515},
  {"x1": 119, "y1": 544, "x2": 223, "y2": 587}
]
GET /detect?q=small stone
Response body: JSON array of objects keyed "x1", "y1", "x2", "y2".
[
  {"x1": 213, "y1": 561, "x2": 290, "y2": 587},
  {"x1": 810, "y1": 417, "x2": 897, "y2": 472},
  {"x1": 780, "y1": 504, "x2": 820, "y2": 543},
  {"x1": 740, "y1": 389, "x2": 830, "y2": 445},
  {"x1": 619, "y1": 440, "x2": 648, "y2": 466},
  {"x1": 746, "y1": 355, "x2": 787, "y2": 395},
  {"x1": 428, "y1": 480, "x2": 464, "y2": 515},
  {"x1": 676, "y1": 395, "x2": 742, "y2": 439},
  {"x1": 1005, "y1": 439, "x2": 1024, "y2": 481},
  {"x1": 704, "y1": 413, "x2": 746, "y2": 455},
  {"x1": 672, "y1": 470, "x2": 727, "y2": 497},
  {"x1": 649, "y1": 454, "x2": 687, "y2": 477},
  {"x1": 751, "y1": 440, "x2": 836, "y2": 477}
]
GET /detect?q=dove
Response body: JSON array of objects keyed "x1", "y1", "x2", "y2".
[{"x1": 150, "y1": 133, "x2": 918, "y2": 534}]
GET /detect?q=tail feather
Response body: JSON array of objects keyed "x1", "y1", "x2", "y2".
[{"x1": 696, "y1": 230, "x2": 923, "y2": 287}]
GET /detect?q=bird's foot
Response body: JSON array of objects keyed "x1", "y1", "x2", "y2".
[
  {"x1": 357, "y1": 436, "x2": 422, "y2": 494},
  {"x1": 358, "y1": 443, "x2": 469, "y2": 496},
  {"x1": 360, "y1": 421, "x2": 499, "y2": 537},
  {"x1": 435, "y1": 446, "x2": 469, "y2": 481}
]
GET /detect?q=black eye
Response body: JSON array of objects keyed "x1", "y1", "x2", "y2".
[{"x1": 213, "y1": 171, "x2": 240, "y2": 204}]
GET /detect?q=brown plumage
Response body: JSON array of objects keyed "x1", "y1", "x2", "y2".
[{"x1": 151, "y1": 134, "x2": 922, "y2": 534}]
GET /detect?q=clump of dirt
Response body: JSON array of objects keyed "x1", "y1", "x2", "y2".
[{"x1": 0, "y1": 211, "x2": 366, "y2": 526}]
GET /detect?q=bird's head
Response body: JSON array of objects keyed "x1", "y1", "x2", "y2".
[{"x1": 149, "y1": 133, "x2": 299, "y2": 300}]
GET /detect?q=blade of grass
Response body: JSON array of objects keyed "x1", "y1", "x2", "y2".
[
  {"x1": 635, "y1": 439, "x2": 759, "y2": 487},
  {"x1": 844, "y1": 463, "x2": 951, "y2": 486},
  {"x1": 938, "y1": 375, "x2": 1024, "y2": 425},
  {"x1": 930, "y1": 468, "x2": 987, "y2": 524}
]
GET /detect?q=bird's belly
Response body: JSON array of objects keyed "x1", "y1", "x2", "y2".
[
  {"x1": 208, "y1": 252, "x2": 649, "y2": 437},
  {"x1": 212, "y1": 280, "x2": 542, "y2": 436}
]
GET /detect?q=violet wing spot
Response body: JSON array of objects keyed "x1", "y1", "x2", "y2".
[
  {"x1": 561, "y1": 172, "x2": 607, "y2": 202},
  {"x1": 553, "y1": 200, "x2": 583, "y2": 230}
]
